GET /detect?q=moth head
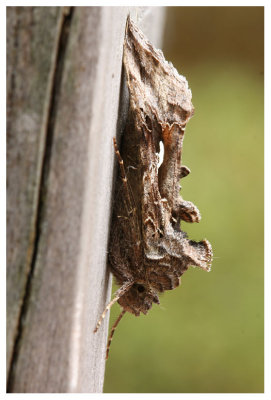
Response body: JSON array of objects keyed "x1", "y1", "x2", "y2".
[{"x1": 118, "y1": 282, "x2": 160, "y2": 316}]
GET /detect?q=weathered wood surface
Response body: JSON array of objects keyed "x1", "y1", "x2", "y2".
[
  {"x1": 7, "y1": 6, "x2": 165, "y2": 393},
  {"x1": 7, "y1": 5, "x2": 64, "y2": 384}
]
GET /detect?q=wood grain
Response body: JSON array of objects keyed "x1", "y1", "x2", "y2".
[{"x1": 7, "y1": 6, "x2": 165, "y2": 392}]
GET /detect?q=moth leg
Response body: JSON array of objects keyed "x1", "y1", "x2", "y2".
[
  {"x1": 93, "y1": 280, "x2": 133, "y2": 333},
  {"x1": 113, "y1": 137, "x2": 135, "y2": 217},
  {"x1": 106, "y1": 309, "x2": 126, "y2": 359},
  {"x1": 113, "y1": 137, "x2": 141, "y2": 259}
]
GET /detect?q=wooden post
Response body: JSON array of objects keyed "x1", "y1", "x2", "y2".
[{"x1": 7, "y1": 6, "x2": 165, "y2": 393}]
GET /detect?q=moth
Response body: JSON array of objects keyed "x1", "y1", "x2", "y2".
[{"x1": 94, "y1": 17, "x2": 212, "y2": 359}]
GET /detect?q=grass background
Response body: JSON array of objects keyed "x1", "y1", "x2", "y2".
[{"x1": 104, "y1": 6, "x2": 264, "y2": 393}]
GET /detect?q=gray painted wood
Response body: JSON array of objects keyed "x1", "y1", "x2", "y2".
[{"x1": 7, "y1": 6, "x2": 165, "y2": 393}]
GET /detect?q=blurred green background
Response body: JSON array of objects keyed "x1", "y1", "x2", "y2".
[{"x1": 104, "y1": 7, "x2": 264, "y2": 393}]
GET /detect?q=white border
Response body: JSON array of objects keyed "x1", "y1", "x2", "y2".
[
  {"x1": 1, "y1": 2, "x2": 268, "y2": 398},
  {"x1": 264, "y1": 3, "x2": 270, "y2": 399},
  {"x1": 0, "y1": 1, "x2": 6, "y2": 397},
  {"x1": 1, "y1": 1, "x2": 268, "y2": 6}
]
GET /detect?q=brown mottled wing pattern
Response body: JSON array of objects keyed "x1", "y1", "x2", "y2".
[{"x1": 114, "y1": 18, "x2": 212, "y2": 290}]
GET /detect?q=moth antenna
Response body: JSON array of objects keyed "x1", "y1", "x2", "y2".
[
  {"x1": 106, "y1": 309, "x2": 126, "y2": 359},
  {"x1": 93, "y1": 280, "x2": 133, "y2": 333}
]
